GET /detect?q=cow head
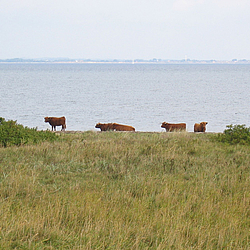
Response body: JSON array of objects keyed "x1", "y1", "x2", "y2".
[
  {"x1": 161, "y1": 122, "x2": 167, "y2": 128},
  {"x1": 44, "y1": 117, "x2": 51, "y2": 123},
  {"x1": 95, "y1": 123, "x2": 102, "y2": 128}
]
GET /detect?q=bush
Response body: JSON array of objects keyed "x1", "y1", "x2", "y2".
[
  {"x1": 216, "y1": 124, "x2": 250, "y2": 145},
  {"x1": 0, "y1": 117, "x2": 58, "y2": 147}
]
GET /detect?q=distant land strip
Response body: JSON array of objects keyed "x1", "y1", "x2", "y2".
[{"x1": 0, "y1": 58, "x2": 250, "y2": 64}]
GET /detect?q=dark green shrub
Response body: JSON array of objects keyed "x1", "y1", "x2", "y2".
[
  {"x1": 216, "y1": 124, "x2": 250, "y2": 145},
  {"x1": 0, "y1": 117, "x2": 58, "y2": 147}
]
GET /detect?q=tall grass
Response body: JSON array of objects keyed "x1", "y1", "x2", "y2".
[{"x1": 0, "y1": 131, "x2": 250, "y2": 249}]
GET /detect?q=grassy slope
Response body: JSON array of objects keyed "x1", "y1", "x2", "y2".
[{"x1": 0, "y1": 131, "x2": 250, "y2": 249}]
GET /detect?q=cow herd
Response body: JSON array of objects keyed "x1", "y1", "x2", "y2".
[
  {"x1": 44, "y1": 116, "x2": 208, "y2": 133},
  {"x1": 161, "y1": 122, "x2": 208, "y2": 132}
]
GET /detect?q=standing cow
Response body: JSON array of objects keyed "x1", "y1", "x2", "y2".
[
  {"x1": 44, "y1": 116, "x2": 66, "y2": 131},
  {"x1": 161, "y1": 122, "x2": 186, "y2": 132},
  {"x1": 194, "y1": 122, "x2": 208, "y2": 132}
]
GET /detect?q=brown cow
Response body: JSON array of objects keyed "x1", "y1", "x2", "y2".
[
  {"x1": 95, "y1": 123, "x2": 114, "y2": 131},
  {"x1": 161, "y1": 122, "x2": 186, "y2": 132},
  {"x1": 44, "y1": 116, "x2": 66, "y2": 131},
  {"x1": 112, "y1": 123, "x2": 135, "y2": 131},
  {"x1": 194, "y1": 122, "x2": 208, "y2": 132}
]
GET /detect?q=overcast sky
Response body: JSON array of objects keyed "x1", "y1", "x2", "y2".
[{"x1": 1, "y1": 0, "x2": 250, "y2": 60}]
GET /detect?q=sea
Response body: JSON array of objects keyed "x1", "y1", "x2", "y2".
[{"x1": 1, "y1": 63, "x2": 250, "y2": 133}]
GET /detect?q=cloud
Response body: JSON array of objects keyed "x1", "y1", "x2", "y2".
[
  {"x1": 215, "y1": 0, "x2": 250, "y2": 7},
  {"x1": 173, "y1": 0, "x2": 250, "y2": 11},
  {"x1": 173, "y1": 0, "x2": 205, "y2": 11},
  {"x1": 1, "y1": 0, "x2": 250, "y2": 59}
]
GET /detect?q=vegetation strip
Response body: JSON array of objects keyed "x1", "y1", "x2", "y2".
[{"x1": 0, "y1": 121, "x2": 250, "y2": 248}]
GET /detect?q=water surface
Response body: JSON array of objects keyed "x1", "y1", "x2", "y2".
[{"x1": 1, "y1": 63, "x2": 250, "y2": 132}]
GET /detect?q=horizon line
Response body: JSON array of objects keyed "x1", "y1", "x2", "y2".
[{"x1": 0, "y1": 57, "x2": 249, "y2": 63}]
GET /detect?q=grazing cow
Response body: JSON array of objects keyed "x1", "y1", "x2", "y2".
[
  {"x1": 112, "y1": 123, "x2": 135, "y2": 131},
  {"x1": 194, "y1": 122, "x2": 208, "y2": 132},
  {"x1": 161, "y1": 122, "x2": 186, "y2": 132},
  {"x1": 95, "y1": 123, "x2": 114, "y2": 131},
  {"x1": 44, "y1": 116, "x2": 66, "y2": 131}
]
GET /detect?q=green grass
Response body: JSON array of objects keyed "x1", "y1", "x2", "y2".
[{"x1": 0, "y1": 131, "x2": 250, "y2": 249}]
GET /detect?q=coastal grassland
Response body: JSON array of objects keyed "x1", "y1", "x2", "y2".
[{"x1": 0, "y1": 131, "x2": 250, "y2": 249}]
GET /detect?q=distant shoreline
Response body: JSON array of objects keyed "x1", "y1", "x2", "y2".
[{"x1": 1, "y1": 58, "x2": 250, "y2": 65}]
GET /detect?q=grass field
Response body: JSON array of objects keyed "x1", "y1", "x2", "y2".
[{"x1": 0, "y1": 131, "x2": 250, "y2": 249}]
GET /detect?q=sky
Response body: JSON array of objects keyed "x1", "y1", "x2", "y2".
[{"x1": 1, "y1": 0, "x2": 250, "y2": 60}]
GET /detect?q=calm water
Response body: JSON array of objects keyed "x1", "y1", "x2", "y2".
[{"x1": 1, "y1": 63, "x2": 250, "y2": 132}]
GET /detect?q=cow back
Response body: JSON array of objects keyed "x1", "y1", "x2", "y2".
[
  {"x1": 47, "y1": 117, "x2": 65, "y2": 126},
  {"x1": 112, "y1": 123, "x2": 135, "y2": 131}
]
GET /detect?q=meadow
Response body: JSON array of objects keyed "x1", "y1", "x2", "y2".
[{"x1": 0, "y1": 130, "x2": 250, "y2": 249}]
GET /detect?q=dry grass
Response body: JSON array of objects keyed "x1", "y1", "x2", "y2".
[{"x1": 0, "y1": 131, "x2": 250, "y2": 249}]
